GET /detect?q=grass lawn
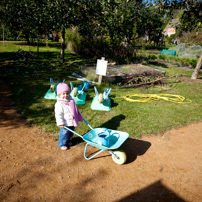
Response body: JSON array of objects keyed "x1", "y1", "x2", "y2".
[{"x1": 0, "y1": 41, "x2": 202, "y2": 139}]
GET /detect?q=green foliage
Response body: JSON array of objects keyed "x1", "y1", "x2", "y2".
[
  {"x1": 179, "y1": 1, "x2": 202, "y2": 33},
  {"x1": 1, "y1": 0, "x2": 53, "y2": 44},
  {"x1": 163, "y1": 33, "x2": 177, "y2": 47},
  {"x1": 157, "y1": 0, "x2": 202, "y2": 34},
  {"x1": 65, "y1": 27, "x2": 84, "y2": 54},
  {"x1": 179, "y1": 31, "x2": 202, "y2": 46},
  {"x1": 158, "y1": 54, "x2": 166, "y2": 60},
  {"x1": 148, "y1": 54, "x2": 157, "y2": 60},
  {"x1": 76, "y1": 0, "x2": 165, "y2": 48},
  {"x1": 65, "y1": 27, "x2": 137, "y2": 64},
  {"x1": 157, "y1": 53, "x2": 197, "y2": 68}
]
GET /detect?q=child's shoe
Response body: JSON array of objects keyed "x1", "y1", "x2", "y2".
[{"x1": 60, "y1": 146, "x2": 68, "y2": 150}]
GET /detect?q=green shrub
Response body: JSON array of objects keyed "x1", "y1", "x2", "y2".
[
  {"x1": 158, "y1": 54, "x2": 166, "y2": 60},
  {"x1": 148, "y1": 54, "x2": 157, "y2": 60},
  {"x1": 65, "y1": 27, "x2": 84, "y2": 54}
]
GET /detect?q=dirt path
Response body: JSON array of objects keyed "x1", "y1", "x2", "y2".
[{"x1": 0, "y1": 79, "x2": 202, "y2": 202}]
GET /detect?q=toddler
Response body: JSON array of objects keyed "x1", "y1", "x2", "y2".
[{"x1": 55, "y1": 83, "x2": 83, "y2": 150}]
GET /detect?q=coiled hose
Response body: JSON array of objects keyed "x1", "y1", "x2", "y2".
[{"x1": 122, "y1": 94, "x2": 192, "y2": 103}]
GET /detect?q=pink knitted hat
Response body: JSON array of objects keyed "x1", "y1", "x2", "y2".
[{"x1": 57, "y1": 83, "x2": 70, "y2": 95}]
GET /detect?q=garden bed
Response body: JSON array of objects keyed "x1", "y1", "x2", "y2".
[{"x1": 82, "y1": 64, "x2": 166, "y2": 85}]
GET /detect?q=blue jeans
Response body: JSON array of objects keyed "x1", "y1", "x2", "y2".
[{"x1": 58, "y1": 126, "x2": 75, "y2": 148}]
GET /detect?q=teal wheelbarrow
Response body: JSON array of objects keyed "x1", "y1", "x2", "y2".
[{"x1": 64, "y1": 118, "x2": 129, "y2": 165}]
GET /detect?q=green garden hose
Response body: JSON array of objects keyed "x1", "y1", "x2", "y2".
[{"x1": 122, "y1": 94, "x2": 192, "y2": 104}]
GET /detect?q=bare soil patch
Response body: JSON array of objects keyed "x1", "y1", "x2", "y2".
[{"x1": 0, "y1": 78, "x2": 202, "y2": 202}]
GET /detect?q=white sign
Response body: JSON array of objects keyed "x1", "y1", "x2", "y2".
[{"x1": 96, "y1": 59, "x2": 108, "y2": 76}]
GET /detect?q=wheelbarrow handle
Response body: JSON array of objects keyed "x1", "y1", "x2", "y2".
[
  {"x1": 78, "y1": 110, "x2": 93, "y2": 130},
  {"x1": 82, "y1": 118, "x2": 93, "y2": 130},
  {"x1": 64, "y1": 126, "x2": 84, "y2": 140}
]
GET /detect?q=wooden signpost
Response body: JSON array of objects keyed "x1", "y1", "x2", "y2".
[{"x1": 96, "y1": 57, "x2": 108, "y2": 85}]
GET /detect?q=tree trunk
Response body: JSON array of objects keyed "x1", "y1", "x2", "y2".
[
  {"x1": 191, "y1": 52, "x2": 202, "y2": 79},
  {"x1": 2, "y1": 24, "x2": 5, "y2": 46},
  {"x1": 46, "y1": 35, "x2": 48, "y2": 47},
  {"x1": 60, "y1": 29, "x2": 65, "y2": 63},
  {"x1": 25, "y1": 34, "x2": 30, "y2": 45},
  {"x1": 37, "y1": 35, "x2": 39, "y2": 58}
]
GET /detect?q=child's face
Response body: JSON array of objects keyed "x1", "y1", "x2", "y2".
[{"x1": 59, "y1": 91, "x2": 70, "y2": 100}]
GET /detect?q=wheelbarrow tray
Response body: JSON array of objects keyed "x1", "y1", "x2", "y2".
[{"x1": 83, "y1": 128, "x2": 129, "y2": 150}]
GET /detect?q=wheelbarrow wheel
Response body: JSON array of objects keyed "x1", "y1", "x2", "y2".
[
  {"x1": 112, "y1": 149, "x2": 127, "y2": 165},
  {"x1": 99, "y1": 93, "x2": 103, "y2": 103},
  {"x1": 73, "y1": 87, "x2": 78, "y2": 97}
]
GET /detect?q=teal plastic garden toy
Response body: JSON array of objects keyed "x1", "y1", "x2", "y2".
[
  {"x1": 83, "y1": 80, "x2": 89, "y2": 89},
  {"x1": 90, "y1": 86, "x2": 111, "y2": 111},
  {"x1": 70, "y1": 82, "x2": 87, "y2": 105},
  {"x1": 44, "y1": 78, "x2": 65, "y2": 100},
  {"x1": 64, "y1": 117, "x2": 129, "y2": 164}
]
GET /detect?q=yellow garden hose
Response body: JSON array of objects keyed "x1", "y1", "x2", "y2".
[{"x1": 122, "y1": 94, "x2": 192, "y2": 104}]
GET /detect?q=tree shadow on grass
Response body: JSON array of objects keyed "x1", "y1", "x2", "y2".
[
  {"x1": 37, "y1": 51, "x2": 83, "y2": 63},
  {"x1": 98, "y1": 114, "x2": 126, "y2": 130},
  {"x1": 0, "y1": 52, "x2": 18, "y2": 62},
  {"x1": 110, "y1": 95, "x2": 119, "y2": 109}
]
